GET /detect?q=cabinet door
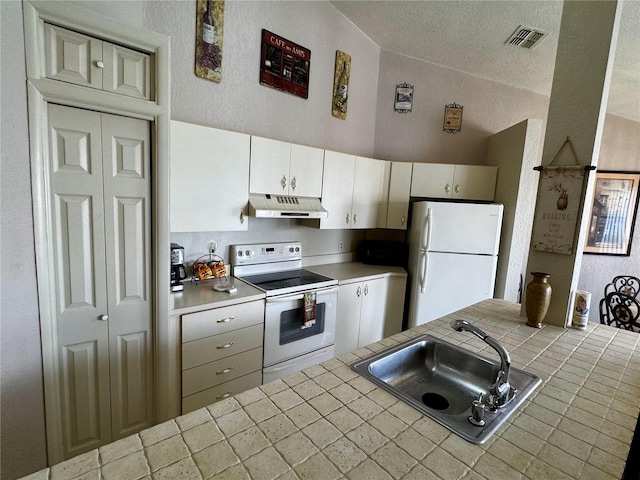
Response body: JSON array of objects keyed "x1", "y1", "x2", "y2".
[
  {"x1": 335, "y1": 282, "x2": 362, "y2": 356},
  {"x1": 45, "y1": 23, "x2": 103, "y2": 89},
  {"x1": 320, "y1": 151, "x2": 356, "y2": 229},
  {"x1": 170, "y1": 121, "x2": 250, "y2": 232},
  {"x1": 357, "y1": 278, "x2": 387, "y2": 348},
  {"x1": 410, "y1": 163, "x2": 455, "y2": 198},
  {"x1": 102, "y1": 43, "x2": 150, "y2": 100},
  {"x1": 383, "y1": 275, "x2": 407, "y2": 338},
  {"x1": 352, "y1": 157, "x2": 384, "y2": 229},
  {"x1": 249, "y1": 136, "x2": 291, "y2": 195},
  {"x1": 386, "y1": 162, "x2": 413, "y2": 229},
  {"x1": 289, "y1": 144, "x2": 324, "y2": 197},
  {"x1": 453, "y1": 165, "x2": 498, "y2": 201}
]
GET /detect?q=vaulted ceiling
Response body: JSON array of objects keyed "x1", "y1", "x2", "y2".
[{"x1": 331, "y1": 0, "x2": 640, "y2": 121}]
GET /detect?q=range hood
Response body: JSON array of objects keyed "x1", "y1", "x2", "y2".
[{"x1": 248, "y1": 194, "x2": 328, "y2": 218}]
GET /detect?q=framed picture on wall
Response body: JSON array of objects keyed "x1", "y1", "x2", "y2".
[{"x1": 584, "y1": 171, "x2": 640, "y2": 256}]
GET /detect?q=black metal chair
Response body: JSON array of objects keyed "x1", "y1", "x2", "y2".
[
  {"x1": 599, "y1": 284, "x2": 640, "y2": 332},
  {"x1": 611, "y1": 276, "x2": 640, "y2": 300}
]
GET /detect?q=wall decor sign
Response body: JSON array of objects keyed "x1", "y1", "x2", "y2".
[
  {"x1": 195, "y1": 0, "x2": 225, "y2": 83},
  {"x1": 443, "y1": 102, "x2": 463, "y2": 133},
  {"x1": 331, "y1": 51, "x2": 351, "y2": 119},
  {"x1": 394, "y1": 83, "x2": 413, "y2": 113},
  {"x1": 531, "y1": 166, "x2": 588, "y2": 255},
  {"x1": 584, "y1": 171, "x2": 640, "y2": 256},
  {"x1": 259, "y1": 29, "x2": 310, "y2": 99}
]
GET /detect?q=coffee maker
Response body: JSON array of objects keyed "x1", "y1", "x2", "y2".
[{"x1": 170, "y1": 243, "x2": 187, "y2": 292}]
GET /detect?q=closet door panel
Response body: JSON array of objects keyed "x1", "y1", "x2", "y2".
[
  {"x1": 101, "y1": 113, "x2": 154, "y2": 439},
  {"x1": 48, "y1": 103, "x2": 112, "y2": 456}
]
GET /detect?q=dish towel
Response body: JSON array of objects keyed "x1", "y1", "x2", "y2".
[{"x1": 302, "y1": 292, "x2": 317, "y2": 329}]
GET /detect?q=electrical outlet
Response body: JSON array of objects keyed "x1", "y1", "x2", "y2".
[
  {"x1": 338, "y1": 241, "x2": 344, "y2": 252},
  {"x1": 208, "y1": 241, "x2": 218, "y2": 254}
]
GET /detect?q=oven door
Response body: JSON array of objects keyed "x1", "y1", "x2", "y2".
[{"x1": 263, "y1": 286, "x2": 338, "y2": 367}]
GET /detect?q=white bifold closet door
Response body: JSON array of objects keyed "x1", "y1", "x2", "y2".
[{"x1": 48, "y1": 103, "x2": 153, "y2": 459}]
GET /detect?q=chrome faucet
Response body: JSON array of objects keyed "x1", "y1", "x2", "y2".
[{"x1": 450, "y1": 319, "x2": 515, "y2": 410}]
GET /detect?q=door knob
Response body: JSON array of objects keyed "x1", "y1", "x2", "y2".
[
  {"x1": 98, "y1": 314, "x2": 109, "y2": 321},
  {"x1": 445, "y1": 183, "x2": 451, "y2": 194},
  {"x1": 96, "y1": 61, "x2": 105, "y2": 69},
  {"x1": 281, "y1": 175, "x2": 287, "y2": 189},
  {"x1": 291, "y1": 176, "x2": 297, "y2": 190}
]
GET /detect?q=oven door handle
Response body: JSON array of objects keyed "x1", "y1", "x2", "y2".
[{"x1": 266, "y1": 286, "x2": 338, "y2": 303}]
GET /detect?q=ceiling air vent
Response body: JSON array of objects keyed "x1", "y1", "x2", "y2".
[{"x1": 506, "y1": 26, "x2": 547, "y2": 50}]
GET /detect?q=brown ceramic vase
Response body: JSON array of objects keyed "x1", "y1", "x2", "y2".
[{"x1": 525, "y1": 272, "x2": 552, "y2": 328}]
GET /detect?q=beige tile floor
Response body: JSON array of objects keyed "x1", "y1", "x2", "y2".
[{"x1": 22, "y1": 300, "x2": 640, "y2": 480}]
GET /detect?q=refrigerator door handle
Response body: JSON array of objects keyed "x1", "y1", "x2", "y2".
[
  {"x1": 419, "y1": 250, "x2": 429, "y2": 293},
  {"x1": 425, "y1": 208, "x2": 433, "y2": 251}
]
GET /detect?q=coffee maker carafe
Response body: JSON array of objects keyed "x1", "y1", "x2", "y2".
[{"x1": 170, "y1": 243, "x2": 187, "y2": 292}]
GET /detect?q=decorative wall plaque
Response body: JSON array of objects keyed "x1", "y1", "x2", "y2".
[
  {"x1": 443, "y1": 102, "x2": 463, "y2": 133},
  {"x1": 531, "y1": 166, "x2": 588, "y2": 255},
  {"x1": 195, "y1": 0, "x2": 225, "y2": 83},
  {"x1": 394, "y1": 83, "x2": 413, "y2": 113},
  {"x1": 331, "y1": 51, "x2": 351, "y2": 120},
  {"x1": 259, "y1": 29, "x2": 310, "y2": 99}
]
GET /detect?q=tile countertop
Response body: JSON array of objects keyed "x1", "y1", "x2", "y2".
[{"x1": 23, "y1": 299, "x2": 640, "y2": 480}]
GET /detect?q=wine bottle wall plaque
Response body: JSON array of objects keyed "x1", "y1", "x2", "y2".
[
  {"x1": 332, "y1": 51, "x2": 351, "y2": 120},
  {"x1": 195, "y1": 0, "x2": 225, "y2": 83}
]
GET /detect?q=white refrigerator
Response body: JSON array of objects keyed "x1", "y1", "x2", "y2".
[{"x1": 407, "y1": 201, "x2": 504, "y2": 328}]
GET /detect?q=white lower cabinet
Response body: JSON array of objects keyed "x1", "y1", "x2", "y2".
[
  {"x1": 181, "y1": 300, "x2": 264, "y2": 413},
  {"x1": 335, "y1": 275, "x2": 406, "y2": 356}
]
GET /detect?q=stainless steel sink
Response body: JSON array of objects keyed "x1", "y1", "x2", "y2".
[{"x1": 351, "y1": 333, "x2": 541, "y2": 444}]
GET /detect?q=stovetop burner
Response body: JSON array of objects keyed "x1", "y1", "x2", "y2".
[
  {"x1": 241, "y1": 269, "x2": 334, "y2": 292},
  {"x1": 231, "y1": 242, "x2": 338, "y2": 296}
]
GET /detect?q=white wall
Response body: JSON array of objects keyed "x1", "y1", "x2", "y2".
[
  {"x1": 1, "y1": 1, "x2": 49, "y2": 477},
  {"x1": 373, "y1": 50, "x2": 551, "y2": 164},
  {"x1": 578, "y1": 114, "x2": 640, "y2": 323},
  {"x1": 146, "y1": 0, "x2": 380, "y2": 155}
]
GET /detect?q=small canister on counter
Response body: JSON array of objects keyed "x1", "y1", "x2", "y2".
[{"x1": 572, "y1": 290, "x2": 591, "y2": 329}]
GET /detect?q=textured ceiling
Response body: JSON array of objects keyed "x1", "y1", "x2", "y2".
[{"x1": 331, "y1": 0, "x2": 640, "y2": 121}]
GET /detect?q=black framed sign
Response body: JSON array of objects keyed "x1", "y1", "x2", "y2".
[
  {"x1": 259, "y1": 29, "x2": 310, "y2": 99},
  {"x1": 584, "y1": 171, "x2": 640, "y2": 256},
  {"x1": 394, "y1": 83, "x2": 413, "y2": 113}
]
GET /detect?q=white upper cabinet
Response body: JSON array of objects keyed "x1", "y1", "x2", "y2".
[
  {"x1": 382, "y1": 161, "x2": 413, "y2": 230},
  {"x1": 319, "y1": 151, "x2": 356, "y2": 229},
  {"x1": 170, "y1": 121, "x2": 250, "y2": 232},
  {"x1": 353, "y1": 156, "x2": 385, "y2": 228},
  {"x1": 45, "y1": 23, "x2": 150, "y2": 100},
  {"x1": 250, "y1": 136, "x2": 323, "y2": 197},
  {"x1": 319, "y1": 151, "x2": 384, "y2": 229},
  {"x1": 411, "y1": 163, "x2": 498, "y2": 201}
]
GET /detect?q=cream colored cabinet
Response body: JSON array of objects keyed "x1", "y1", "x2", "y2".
[
  {"x1": 380, "y1": 161, "x2": 413, "y2": 229},
  {"x1": 320, "y1": 151, "x2": 384, "y2": 229},
  {"x1": 250, "y1": 136, "x2": 324, "y2": 197},
  {"x1": 45, "y1": 23, "x2": 150, "y2": 100},
  {"x1": 181, "y1": 300, "x2": 264, "y2": 413},
  {"x1": 170, "y1": 121, "x2": 250, "y2": 232},
  {"x1": 411, "y1": 163, "x2": 498, "y2": 201},
  {"x1": 47, "y1": 104, "x2": 154, "y2": 459},
  {"x1": 335, "y1": 275, "x2": 406, "y2": 356}
]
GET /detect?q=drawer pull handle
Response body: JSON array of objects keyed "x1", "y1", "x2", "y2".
[
  {"x1": 217, "y1": 316, "x2": 234, "y2": 323},
  {"x1": 216, "y1": 392, "x2": 232, "y2": 400},
  {"x1": 216, "y1": 367, "x2": 233, "y2": 375},
  {"x1": 217, "y1": 342, "x2": 234, "y2": 349}
]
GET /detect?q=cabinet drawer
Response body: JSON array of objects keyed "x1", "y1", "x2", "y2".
[
  {"x1": 182, "y1": 371, "x2": 263, "y2": 414},
  {"x1": 182, "y1": 300, "x2": 264, "y2": 342},
  {"x1": 182, "y1": 347, "x2": 263, "y2": 396},
  {"x1": 182, "y1": 324, "x2": 263, "y2": 370}
]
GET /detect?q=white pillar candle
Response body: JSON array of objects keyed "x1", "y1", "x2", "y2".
[{"x1": 572, "y1": 290, "x2": 592, "y2": 329}]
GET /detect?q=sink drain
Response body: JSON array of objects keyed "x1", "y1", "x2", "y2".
[{"x1": 422, "y1": 392, "x2": 449, "y2": 410}]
